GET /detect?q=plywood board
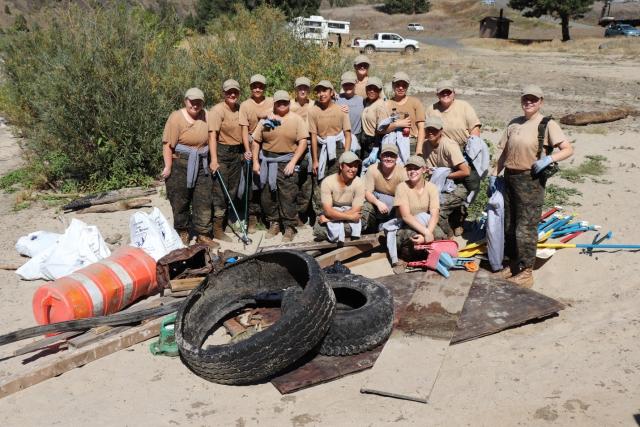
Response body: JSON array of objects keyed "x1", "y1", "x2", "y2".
[
  {"x1": 271, "y1": 273, "x2": 417, "y2": 394},
  {"x1": 360, "y1": 270, "x2": 475, "y2": 403}
]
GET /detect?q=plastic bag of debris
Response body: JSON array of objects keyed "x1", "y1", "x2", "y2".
[
  {"x1": 16, "y1": 219, "x2": 111, "y2": 280},
  {"x1": 15, "y1": 231, "x2": 62, "y2": 258},
  {"x1": 129, "y1": 207, "x2": 184, "y2": 261}
]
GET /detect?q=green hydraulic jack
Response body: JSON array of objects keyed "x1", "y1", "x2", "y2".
[{"x1": 149, "y1": 313, "x2": 179, "y2": 357}]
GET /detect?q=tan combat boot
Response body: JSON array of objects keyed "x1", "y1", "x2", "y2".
[
  {"x1": 178, "y1": 230, "x2": 190, "y2": 245},
  {"x1": 266, "y1": 222, "x2": 280, "y2": 239},
  {"x1": 213, "y1": 220, "x2": 232, "y2": 242},
  {"x1": 282, "y1": 226, "x2": 296, "y2": 243},
  {"x1": 493, "y1": 267, "x2": 514, "y2": 279},
  {"x1": 248, "y1": 215, "x2": 258, "y2": 234},
  {"x1": 508, "y1": 267, "x2": 534, "y2": 288},
  {"x1": 196, "y1": 234, "x2": 220, "y2": 249}
]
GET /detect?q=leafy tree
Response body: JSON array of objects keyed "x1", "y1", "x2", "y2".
[
  {"x1": 383, "y1": 0, "x2": 430, "y2": 14},
  {"x1": 508, "y1": 0, "x2": 596, "y2": 41},
  {"x1": 194, "y1": 0, "x2": 320, "y2": 32}
]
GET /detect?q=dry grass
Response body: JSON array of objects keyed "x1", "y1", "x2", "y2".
[{"x1": 461, "y1": 37, "x2": 640, "y2": 56}]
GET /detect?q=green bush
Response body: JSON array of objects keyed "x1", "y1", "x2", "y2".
[
  {"x1": 383, "y1": 0, "x2": 431, "y2": 14},
  {"x1": 0, "y1": 3, "x2": 345, "y2": 192}
]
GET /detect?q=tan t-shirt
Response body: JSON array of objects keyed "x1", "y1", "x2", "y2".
[
  {"x1": 361, "y1": 98, "x2": 388, "y2": 137},
  {"x1": 426, "y1": 99, "x2": 481, "y2": 148},
  {"x1": 364, "y1": 164, "x2": 407, "y2": 195},
  {"x1": 499, "y1": 113, "x2": 567, "y2": 171},
  {"x1": 239, "y1": 97, "x2": 274, "y2": 132},
  {"x1": 354, "y1": 77, "x2": 387, "y2": 100},
  {"x1": 321, "y1": 174, "x2": 365, "y2": 208},
  {"x1": 394, "y1": 181, "x2": 440, "y2": 215},
  {"x1": 162, "y1": 109, "x2": 209, "y2": 148},
  {"x1": 423, "y1": 135, "x2": 466, "y2": 169},
  {"x1": 386, "y1": 96, "x2": 425, "y2": 138},
  {"x1": 291, "y1": 99, "x2": 311, "y2": 123},
  {"x1": 209, "y1": 102, "x2": 242, "y2": 146},
  {"x1": 253, "y1": 112, "x2": 308, "y2": 154},
  {"x1": 308, "y1": 102, "x2": 351, "y2": 138}
]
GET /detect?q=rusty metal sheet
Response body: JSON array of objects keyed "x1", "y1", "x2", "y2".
[
  {"x1": 270, "y1": 275, "x2": 417, "y2": 394},
  {"x1": 450, "y1": 273, "x2": 565, "y2": 345}
]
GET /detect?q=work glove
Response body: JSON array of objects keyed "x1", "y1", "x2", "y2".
[
  {"x1": 363, "y1": 147, "x2": 380, "y2": 167},
  {"x1": 487, "y1": 175, "x2": 497, "y2": 196},
  {"x1": 263, "y1": 118, "x2": 281, "y2": 130},
  {"x1": 532, "y1": 156, "x2": 553, "y2": 174}
]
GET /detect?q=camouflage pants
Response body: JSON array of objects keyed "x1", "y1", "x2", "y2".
[
  {"x1": 313, "y1": 221, "x2": 358, "y2": 241},
  {"x1": 393, "y1": 224, "x2": 447, "y2": 261},
  {"x1": 165, "y1": 156, "x2": 213, "y2": 235},
  {"x1": 439, "y1": 183, "x2": 469, "y2": 238},
  {"x1": 361, "y1": 201, "x2": 394, "y2": 233},
  {"x1": 261, "y1": 161, "x2": 299, "y2": 229},
  {"x1": 295, "y1": 145, "x2": 313, "y2": 216},
  {"x1": 212, "y1": 144, "x2": 243, "y2": 220},
  {"x1": 504, "y1": 171, "x2": 545, "y2": 269},
  {"x1": 312, "y1": 144, "x2": 345, "y2": 215}
]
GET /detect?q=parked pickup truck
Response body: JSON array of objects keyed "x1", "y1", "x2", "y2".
[{"x1": 352, "y1": 33, "x2": 420, "y2": 54}]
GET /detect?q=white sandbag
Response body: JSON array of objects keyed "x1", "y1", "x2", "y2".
[
  {"x1": 15, "y1": 231, "x2": 62, "y2": 258},
  {"x1": 129, "y1": 210, "x2": 169, "y2": 261},
  {"x1": 40, "y1": 219, "x2": 111, "y2": 280},
  {"x1": 16, "y1": 219, "x2": 111, "y2": 281},
  {"x1": 149, "y1": 207, "x2": 184, "y2": 252}
]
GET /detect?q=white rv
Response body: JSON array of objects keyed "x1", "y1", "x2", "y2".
[{"x1": 290, "y1": 16, "x2": 351, "y2": 46}]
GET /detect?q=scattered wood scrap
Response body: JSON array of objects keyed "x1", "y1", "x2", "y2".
[
  {"x1": 559, "y1": 108, "x2": 632, "y2": 126},
  {"x1": 260, "y1": 233, "x2": 381, "y2": 253},
  {"x1": 76, "y1": 198, "x2": 151, "y2": 214},
  {"x1": 62, "y1": 187, "x2": 156, "y2": 211}
]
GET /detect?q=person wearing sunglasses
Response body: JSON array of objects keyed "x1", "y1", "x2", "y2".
[{"x1": 490, "y1": 85, "x2": 573, "y2": 288}]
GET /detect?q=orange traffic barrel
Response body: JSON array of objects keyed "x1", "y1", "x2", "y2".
[{"x1": 32, "y1": 247, "x2": 158, "y2": 325}]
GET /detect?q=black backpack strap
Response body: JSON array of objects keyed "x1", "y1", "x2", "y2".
[{"x1": 536, "y1": 116, "x2": 552, "y2": 159}]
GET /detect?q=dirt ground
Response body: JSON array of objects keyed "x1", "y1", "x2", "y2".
[{"x1": 1, "y1": 6, "x2": 640, "y2": 426}]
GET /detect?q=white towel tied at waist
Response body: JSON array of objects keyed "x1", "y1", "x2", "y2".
[
  {"x1": 325, "y1": 205, "x2": 362, "y2": 243},
  {"x1": 377, "y1": 117, "x2": 410, "y2": 164},
  {"x1": 259, "y1": 151, "x2": 294, "y2": 191},
  {"x1": 350, "y1": 133, "x2": 360, "y2": 154},
  {"x1": 317, "y1": 131, "x2": 345, "y2": 181},
  {"x1": 373, "y1": 191, "x2": 395, "y2": 213},
  {"x1": 174, "y1": 144, "x2": 209, "y2": 189},
  {"x1": 381, "y1": 212, "x2": 431, "y2": 264}
]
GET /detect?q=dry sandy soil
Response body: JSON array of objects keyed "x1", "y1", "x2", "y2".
[{"x1": 1, "y1": 7, "x2": 640, "y2": 426}]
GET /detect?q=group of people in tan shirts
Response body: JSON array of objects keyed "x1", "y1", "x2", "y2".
[{"x1": 161, "y1": 54, "x2": 573, "y2": 285}]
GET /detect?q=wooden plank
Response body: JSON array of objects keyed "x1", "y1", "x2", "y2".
[
  {"x1": 0, "y1": 317, "x2": 163, "y2": 399},
  {"x1": 316, "y1": 242, "x2": 379, "y2": 268},
  {"x1": 450, "y1": 273, "x2": 565, "y2": 345},
  {"x1": 360, "y1": 270, "x2": 475, "y2": 403},
  {"x1": 260, "y1": 233, "x2": 380, "y2": 253},
  {"x1": 13, "y1": 331, "x2": 82, "y2": 357},
  {"x1": 271, "y1": 272, "x2": 418, "y2": 394},
  {"x1": 344, "y1": 251, "x2": 387, "y2": 268},
  {"x1": 169, "y1": 277, "x2": 205, "y2": 292},
  {"x1": 67, "y1": 326, "x2": 130, "y2": 350}
]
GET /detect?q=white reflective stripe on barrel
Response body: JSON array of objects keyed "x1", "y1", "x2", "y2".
[
  {"x1": 101, "y1": 259, "x2": 135, "y2": 307},
  {"x1": 69, "y1": 273, "x2": 104, "y2": 316}
]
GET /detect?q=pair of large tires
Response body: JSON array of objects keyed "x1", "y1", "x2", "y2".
[{"x1": 174, "y1": 250, "x2": 393, "y2": 385}]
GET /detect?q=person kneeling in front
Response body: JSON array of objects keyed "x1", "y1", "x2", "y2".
[{"x1": 313, "y1": 151, "x2": 365, "y2": 243}]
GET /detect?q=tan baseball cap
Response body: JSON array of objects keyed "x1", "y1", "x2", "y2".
[
  {"x1": 366, "y1": 76, "x2": 383, "y2": 90},
  {"x1": 314, "y1": 80, "x2": 334, "y2": 91},
  {"x1": 392, "y1": 72, "x2": 410, "y2": 85},
  {"x1": 353, "y1": 54, "x2": 370, "y2": 66},
  {"x1": 184, "y1": 87, "x2": 205, "y2": 101},
  {"x1": 294, "y1": 77, "x2": 311, "y2": 88},
  {"x1": 405, "y1": 155, "x2": 426, "y2": 168},
  {"x1": 339, "y1": 151, "x2": 361, "y2": 164},
  {"x1": 521, "y1": 84, "x2": 544, "y2": 98},
  {"x1": 380, "y1": 144, "x2": 399, "y2": 156},
  {"x1": 341, "y1": 71, "x2": 357, "y2": 86},
  {"x1": 273, "y1": 90, "x2": 290, "y2": 103},
  {"x1": 436, "y1": 80, "x2": 454, "y2": 94},
  {"x1": 424, "y1": 116, "x2": 444, "y2": 130},
  {"x1": 222, "y1": 79, "x2": 240, "y2": 92},
  {"x1": 250, "y1": 74, "x2": 267, "y2": 85}
]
